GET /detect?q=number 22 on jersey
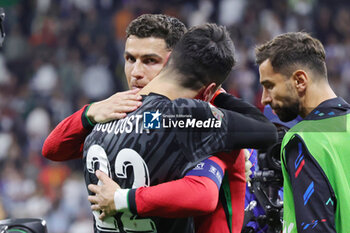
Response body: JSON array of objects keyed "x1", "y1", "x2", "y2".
[{"x1": 86, "y1": 145, "x2": 156, "y2": 232}]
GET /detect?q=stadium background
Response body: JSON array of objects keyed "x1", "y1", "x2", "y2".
[{"x1": 0, "y1": 0, "x2": 349, "y2": 232}]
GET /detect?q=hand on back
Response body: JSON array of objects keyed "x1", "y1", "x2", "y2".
[{"x1": 87, "y1": 88, "x2": 142, "y2": 124}]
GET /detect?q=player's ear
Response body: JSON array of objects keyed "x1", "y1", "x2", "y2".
[
  {"x1": 292, "y1": 70, "x2": 307, "y2": 93},
  {"x1": 202, "y1": 83, "x2": 218, "y2": 102}
]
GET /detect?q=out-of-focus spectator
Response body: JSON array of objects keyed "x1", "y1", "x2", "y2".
[
  {"x1": 30, "y1": 65, "x2": 58, "y2": 96},
  {"x1": 38, "y1": 163, "x2": 70, "y2": 202},
  {"x1": 187, "y1": 0, "x2": 214, "y2": 26},
  {"x1": 80, "y1": 63, "x2": 114, "y2": 101},
  {"x1": 0, "y1": 54, "x2": 10, "y2": 85},
  {"x1": 218, "y1": 0, "x2": 246, "y2": 26}
]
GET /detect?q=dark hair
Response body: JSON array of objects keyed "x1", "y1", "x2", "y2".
[
  {"x1": 255, "y1": 32, "x2": 327, "y2": 79},
  {"x1": 126, "y1": 14, "x2": 187, "y2": 50},
  {"x1": 167, "y1": 23, "x2": 236, "y2": 90}
]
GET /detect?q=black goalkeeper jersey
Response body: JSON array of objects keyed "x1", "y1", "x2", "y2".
[{"x1": 83, "y1": 93, "x2": 276, "y2": 233}]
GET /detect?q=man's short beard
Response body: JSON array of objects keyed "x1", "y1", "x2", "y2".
[
  {"x1": 275, "y1": 101, "x2": 300, "y2": 122},
  {"x1": 275, "y1": 82, "x2": 300, "y2": 122}
]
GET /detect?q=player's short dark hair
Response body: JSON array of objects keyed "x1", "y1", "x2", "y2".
[
  {"x1": 126, "y1": 14, "x2": 187, "y2": 50},
  {"x1": 255, "y1": 32, "x2": 327, "y2": 79},
  {"x1": 167, "y1": 23, "x2": 236, "y2": 90}
]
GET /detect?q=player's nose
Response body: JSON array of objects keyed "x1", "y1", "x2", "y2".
[
  {"x1": 131, "y1": 60, "x2": 144, "y2": 79},
  {"x1": 261, "y1": 89, "x2": 272, "y2": 106}
]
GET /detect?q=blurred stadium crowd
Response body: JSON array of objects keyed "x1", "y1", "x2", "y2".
[{"x1": 0, "y1": 0, "x2": 350, "y2": 232}]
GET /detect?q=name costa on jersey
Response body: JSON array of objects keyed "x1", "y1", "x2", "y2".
[{"x1": 94, "y1": 115, "x2": 147, "y2": 135}]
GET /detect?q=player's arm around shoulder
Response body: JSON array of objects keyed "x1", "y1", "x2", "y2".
[
  {"x1": 212, "y1": 92, "x2": 278, "y2": 150},
  {"x1": 42, "y1": 89, "x2": 142, "y2": 161},
  {"x1": 42, "y1": 104, "x2": 92, "y2": 161},
  {"x1": 86, "y1": 89, "x2": 142, "y2": 124}
]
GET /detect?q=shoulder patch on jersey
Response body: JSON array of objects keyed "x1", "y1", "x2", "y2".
[{"x1": 209, "y1": 103, "x2": 224, "y2": 121}]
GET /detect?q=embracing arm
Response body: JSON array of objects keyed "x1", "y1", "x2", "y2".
[
  {"x1": 42, "y1": 89, "x2": 142, "y2": 161},
  {"x1": 88, "y1": 156, "x2": 226, "y2": 219},
  {"x1": 42, "y1": 105, "x2": 92, "y2": 161},
  {"x1": 132, "y1": 175, "x2": 219, "y2": 218},
  {"x1": 131, "y1": 156, "x2": 226, "y2": 217},
  {"x1": 215, "y1": 92, "x2": 277, "y2": 150},
  {"x1": 176, "y1": 92, "x2": 277, "y2": 164}
]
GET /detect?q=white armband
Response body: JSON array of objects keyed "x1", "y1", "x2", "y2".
[{"x1": 114, "y1": 189, "x2": 130, "y2": 212}]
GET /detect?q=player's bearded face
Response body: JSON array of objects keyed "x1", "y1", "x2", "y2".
[
  {"x1": 259, "y1": 59, "x2": 300, "y2": 122},
  {"x1": 271, "y1": 84, "x2": 300, "y2": 122}
]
